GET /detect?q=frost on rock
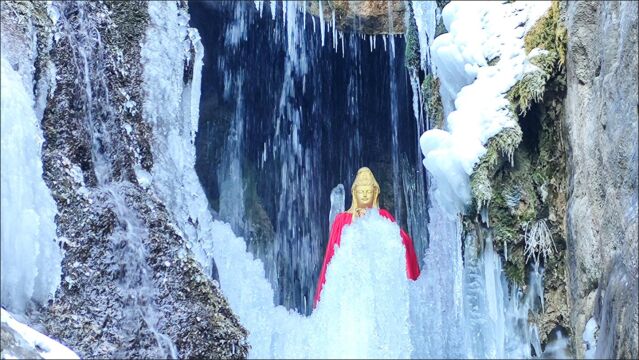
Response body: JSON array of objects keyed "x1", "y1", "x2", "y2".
[
  {"x1": 0, "y1": 54, "x2": 62, "y2": 314},
  {"x1": 419, "y1": 1, "x2": 551, "y2": 215}
]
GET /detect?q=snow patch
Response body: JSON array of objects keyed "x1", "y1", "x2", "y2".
[{"x1": 1, "y1": 308, "x2": 79, "y2": 359}]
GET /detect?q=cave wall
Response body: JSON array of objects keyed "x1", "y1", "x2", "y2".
[{"x1": 563, "y1": 1, "x2": 638, "y2": 358}]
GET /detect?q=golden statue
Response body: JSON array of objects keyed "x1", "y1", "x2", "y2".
[
  {"x1": 347, "y1": 167, "x2": 380, "y2": 218},
  {"x1": 313, "y1": 166, "x2": 421, "y2": 308}
]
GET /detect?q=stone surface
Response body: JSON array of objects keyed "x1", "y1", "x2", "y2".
[{"x1": 564, "y1": 1, "x2": 638, "y2": 358}]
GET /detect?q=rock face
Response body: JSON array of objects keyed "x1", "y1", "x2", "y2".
[
  {"x1": 564, "y1": 1, "x2": 638, "y2": 358},
  {"x1": 305, "y1": 0, "x2": 406, "y2": 34},
  {"x1": 1, "y1": 1, "x2": 248, "y2": 358}
]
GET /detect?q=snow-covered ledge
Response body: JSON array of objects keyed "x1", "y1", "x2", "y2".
[{"x1": 419, "y1": 1, "x2": 552, "y2": 214}]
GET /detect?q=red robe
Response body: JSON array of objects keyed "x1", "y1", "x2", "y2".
[{"x1": 313, "y1": 209, "x2": 421, "y2": 308}]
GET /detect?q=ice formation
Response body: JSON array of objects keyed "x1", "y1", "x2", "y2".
[
  {"x1": 418, "y1": 1, "x2": 551, "y2": 213},
  {"x1": 0, "y1": 54, "x2": 62, "y2": 314},
  {"x1": 412, "y1": 1, "x2": 438, "y2": 70},
  {"x1": 583, "y1": 317, "x2": 599, "y2": 359},
  {"x1": 139, "y1": 11, "x2": 420, "y2": 353},
  {"x1": 140, "y1": 1, "x2": 216, "y2": 273},
  {"x1": 210, "y1": 210, "x2": 412, "y2": 359}
]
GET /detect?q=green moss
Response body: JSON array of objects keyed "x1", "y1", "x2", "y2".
[
  {"x1": 422, "y1": 75, "x2": 445, "y2": 129},
  {"x1": 504, "y1": 261, "x2": 525, "y2": 286},
  {"x1": 508, "y1": 68, "x2": 549, "y2": 116},
  {"x1": 524, "y1": 1, "x2": 567, "y2": 68},
  {"x1": 470, "y1": 126, "x2": 522, "y2": 210},
  {"x1": 405, "y1": 5, "x2": 421, "y2": 71},
  {"x1": 509, "y1": 1, "x2": 566, "y2": 116}
]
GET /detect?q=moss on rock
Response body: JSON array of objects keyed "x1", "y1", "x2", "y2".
[
  {"x1": 470, "y1": 125, "x2": 523, "y2": 210},
  {"x1": 465, "y1": 1, "x2": 570, "y2": 344},
  {"x1": 524, "y1": 1, "x2": 567, "y2": 68},
  {"x1": 510, "y1": 0, "x2": 567, "y2": 116},
  {"x1": 404, "y1": 2, "x2": 421, "y2": 71},
  {"x1": 422, "y1": 75, "x2": 445, "y2": 129}
]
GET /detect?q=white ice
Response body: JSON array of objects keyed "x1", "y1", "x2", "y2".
[
  {"x1": 210, "y1": 210, "x2": 412, "y2": 359},
  {"x1": 412, "y1": 0, "x2": 438, "y2": 70},
  {"x1": 583, "y1": 317, "x2": 599, "y2": 359},
  {"x1": 1, "y1": 54, "x2": 62, "y2": 314}
]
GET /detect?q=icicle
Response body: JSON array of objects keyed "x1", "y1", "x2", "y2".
[
  {"x1": 254, "y1": 0, "x2": 264, "y2": 18},
  {"x1": 282, "y1": 1, "x2": 287, "y2": 23},
  {"x1": 311, "y1": 6, "x2": 316, "y2": 32},
  {"x1": 383, "y1": 34, "x2": 387, "y2": 51},
  {"x1": 340, "y1": 31, "x2": 345, "y2": 57},
  {"x1": 319, "y1": 0, "x2": 325, "y2": 46},
  {"x1": 480, "y1": 206, "x2": 490, "y2": 227},
  {"x1": 369, "y1": 34, "x2": 373, "y2": 52},
  {"x1": 270, "y1": 0, "x2": 276, "y2": 20},
  {"x1": 504, "y1": 241, "x2": 508, "y2": 261},
  {"x1": 332, "y1": 9, "x2": 337, "y2": 52}
]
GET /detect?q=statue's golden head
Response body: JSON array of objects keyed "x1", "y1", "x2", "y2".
[{"x1": 347, "y1": 167, "x2": 380, "y2": 214}]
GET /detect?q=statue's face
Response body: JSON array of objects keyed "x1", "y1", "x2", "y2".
[{"x1": 354, "y1": 185, "x2": 375, "y2": 208}]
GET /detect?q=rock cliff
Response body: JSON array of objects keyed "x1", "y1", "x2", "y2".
[{"x1": 564, "y1": 1, "x2": 638, "y2": 358}]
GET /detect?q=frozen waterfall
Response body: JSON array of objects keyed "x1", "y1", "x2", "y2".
[
  {"x1": 0, "y1": 1, "x2": 573, "y2": 358},
  {"x1": 190, "y1": 1, "x2": 552, "y2": 358}
]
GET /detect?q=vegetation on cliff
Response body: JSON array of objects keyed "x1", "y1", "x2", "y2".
[{"x1": 467, "y1": 0, "x2": 569, "y2": 344}]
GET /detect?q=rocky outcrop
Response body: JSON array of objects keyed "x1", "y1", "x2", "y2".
[
  {"x1": 1, "y1": 1, "x2": 248, "y2": 358},
  {"x1": 305, "y1": 0, "x2": 405, "y2": 34},
  {"x1": 564, "y1": 1, "x2": 638, "y2": 358}
]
